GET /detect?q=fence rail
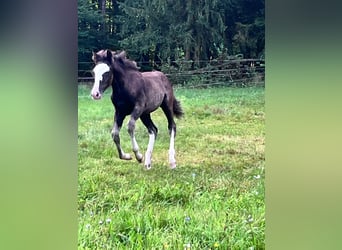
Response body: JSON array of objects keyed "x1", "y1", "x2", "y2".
[{"x1": 78, "y1": 58, "x2": 265, "y2": 87}]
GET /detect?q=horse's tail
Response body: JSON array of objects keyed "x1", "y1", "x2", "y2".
[{"x1": 173, "y1": 98, "x2": 184, "y2": 119}]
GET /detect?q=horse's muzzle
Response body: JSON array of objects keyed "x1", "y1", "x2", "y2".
[{"x1": 91, "y1": 91, "x2": 102, "y2": 100}]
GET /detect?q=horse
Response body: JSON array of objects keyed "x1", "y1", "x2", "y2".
[{"x1": 90, "y1": 49, "x2": 183, "y2": 169}]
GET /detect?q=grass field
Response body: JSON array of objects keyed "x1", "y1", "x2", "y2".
[{"x1": 78, "y1": 85, "x2": 265, "y2": 249}]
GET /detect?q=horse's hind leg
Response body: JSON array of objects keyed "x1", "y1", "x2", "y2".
[
  {"x1": 168, "y1": 125, "x2": 177, "y2": 169},
  {"x1": 161, "y1": 103, "x2": 177, "y2": 169},
  {"x1": 111, "y1": 113, "x2": 132, "y2": 160},
  {"x1": 140, "y1": 114, "x2": 158, "y2": 170}
]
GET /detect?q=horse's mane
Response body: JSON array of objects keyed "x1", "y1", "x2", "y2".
[
  {"x1": 113, "y1": 51, "x2": 140, "y2": 71},
  {"x1": 92, "y1": 49, "x2": 140, "y2": 72}
]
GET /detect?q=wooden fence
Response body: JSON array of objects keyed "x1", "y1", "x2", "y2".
[{"x1": 78, "y1": 58, "x2": 264, "y2": 87}]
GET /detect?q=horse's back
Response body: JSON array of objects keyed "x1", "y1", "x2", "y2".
[
  {"x1": 142, "y1": 71, "x2": 167, "y2": 82},
  {"x1": 142, "y1": 71, "x2": 172, "y2": 91}
]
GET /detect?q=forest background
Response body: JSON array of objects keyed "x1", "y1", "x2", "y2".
[{"x1": 78, "y1": 0, "x2": 264, "y2": 80}]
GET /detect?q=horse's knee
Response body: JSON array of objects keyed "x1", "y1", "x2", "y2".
[
  {"x1": 127, "y1": 120, "x2": 136, "y2": 135},
  {"x1": 111, "y1": 130, "x2": 120, "y2": 143}
]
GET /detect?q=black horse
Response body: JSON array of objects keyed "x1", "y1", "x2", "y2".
[{"x1": 90, "y1": 49, "x2": 183, "y2": 169}]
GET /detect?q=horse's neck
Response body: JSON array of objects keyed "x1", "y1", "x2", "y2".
[{"x1": 111, "y1": 72, "x2": 130, "y2": 94}]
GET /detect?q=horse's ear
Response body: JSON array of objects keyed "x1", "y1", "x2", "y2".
[
  {"x1": 106, "y1": 50, "x2": 113, "y2": 63},
  {"x1": 91, "y1": 51, "x2": 97, "y2": 63}
]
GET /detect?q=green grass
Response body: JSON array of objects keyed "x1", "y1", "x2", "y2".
[{"x1": 78, "y1": 85, "x2": 265, "y2": 249}]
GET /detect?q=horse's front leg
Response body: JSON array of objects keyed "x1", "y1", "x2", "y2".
[
  {"x1": 127, "y1": 113, "x2": 143, "y2": 163},
  {"x1": 111, "y1": 113, "x2": 132, "y2": 160}
]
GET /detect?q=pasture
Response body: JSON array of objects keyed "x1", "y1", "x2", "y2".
[{"x1": 78, "y1": 85, "x2": 265, "y2": 249}]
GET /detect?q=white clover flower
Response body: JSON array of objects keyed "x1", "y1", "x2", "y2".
[
  {"x1": 183, "y1": 243, "x2": 191, "y2": 250},
  {"x1": 247, "y1": 215, "x2": 254, "y2": 223}
]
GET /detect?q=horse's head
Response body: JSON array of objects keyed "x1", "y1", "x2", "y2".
[{"x1": 90, "y1": 50, "x2": 114, "y2": 100}]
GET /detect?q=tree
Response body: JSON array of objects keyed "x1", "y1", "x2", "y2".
[
  {"x1": 78, "y1": 0, "x2": 265, "y2": 75},
  {"x1": 117, "y1": 0, "x2": 226, "y2": 68}
]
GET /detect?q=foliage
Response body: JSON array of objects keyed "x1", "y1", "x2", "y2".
[
  {"x1": 78, "y1": 0, "x2": 264, "y2": 74},
  {"x1": 78, "y1": 0, "x2": 103, "y2": 57},
  {"x1": 78, "y1": 85, "x2": 265, "y2": 249}
]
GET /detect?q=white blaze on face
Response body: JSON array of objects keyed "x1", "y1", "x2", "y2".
[{"x1": 91, "y1": 63, "x2": 110, "y2": 99}]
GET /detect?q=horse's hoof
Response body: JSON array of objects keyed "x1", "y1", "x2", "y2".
[
  {"x1": 136, "y1": 153, "x2": 143, "y2": 163},
  {"x1": 144, "y1": 164, "x2": 152, "y2": 170},
  {"x1": 169, "y1": 162, "x2": 176, "y2": 169},
  {"x1": 121, "y1": 153, "x2": 132, "y2": 160}
]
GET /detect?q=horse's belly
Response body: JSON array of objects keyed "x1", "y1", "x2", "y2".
[{"x1": 144, "y1": 93, "x2": 164, "y2": 113}]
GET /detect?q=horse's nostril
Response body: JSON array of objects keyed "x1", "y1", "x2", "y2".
[{"x1": 90, "y1": 91, "x2": 101, "y2": 100}]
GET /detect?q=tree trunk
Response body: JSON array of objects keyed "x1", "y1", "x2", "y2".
[{"x1": 100, "y1": 0, "x2": 106, "y2": 32}]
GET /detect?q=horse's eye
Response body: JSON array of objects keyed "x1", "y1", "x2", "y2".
[{"x1": 102, "y1": 72, "x2": 110, "y2": 79}]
